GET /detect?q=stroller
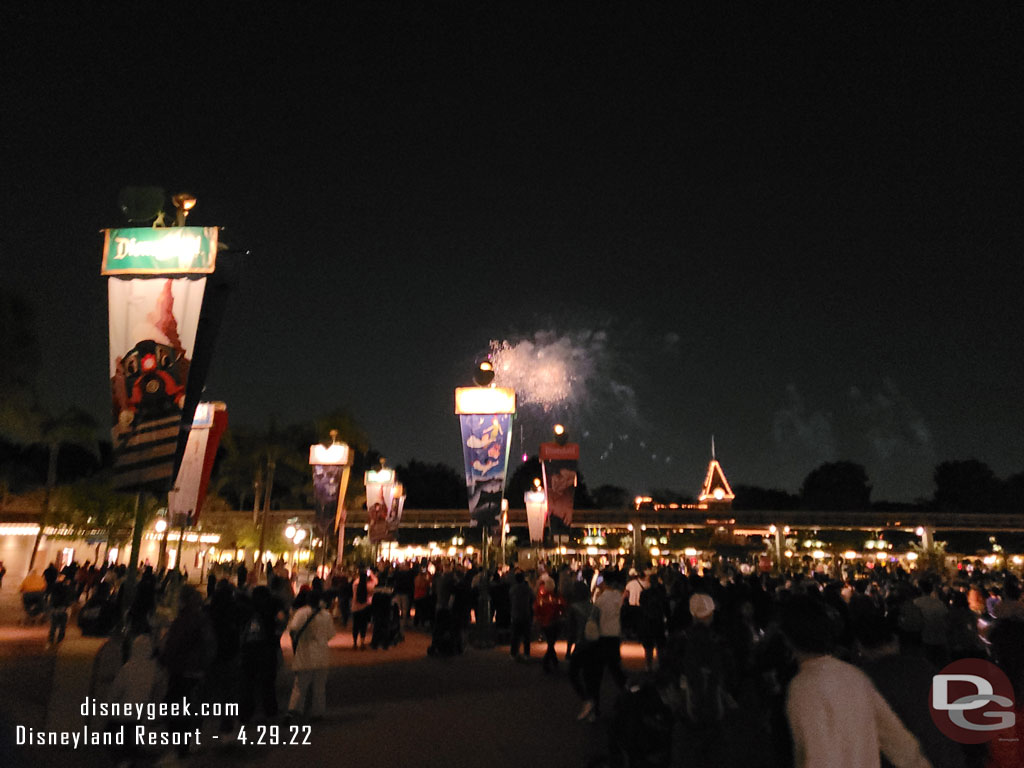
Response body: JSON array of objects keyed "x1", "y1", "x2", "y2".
[
  {"x1": 22, "y1": 591, "x2": 49, "y2": 625},
  {"x1": 596, "y1": 673, "x2": 680, "y2": 768},
  {"x1": 427, "y1": 607, "x2": 461, "y2": 657}
]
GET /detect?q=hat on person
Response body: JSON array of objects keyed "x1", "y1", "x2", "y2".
[
  {"x1": 628, "y1": 568, "x2": 638, "y2": 577},
  {"x1": 689, "y1": 593, "x2": 715, "y2": 620}
]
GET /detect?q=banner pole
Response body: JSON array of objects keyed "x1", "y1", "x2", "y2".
[{"x1": 122, "y1": 491, "x2": 145, "y2": 617}]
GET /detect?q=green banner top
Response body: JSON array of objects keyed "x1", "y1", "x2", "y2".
[{"x1": 101, "y1": 227, "x2": 218, "y2": 275}]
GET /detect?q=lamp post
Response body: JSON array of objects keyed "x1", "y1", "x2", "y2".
[
  {"x1": 284, "y1": 523, "x2": 310, "y2": 583},
  {"x1": 155, "y1": 514, "x2": 169, "y2": 572},
  {"x1": 309, "y1": 430, "x2": 352, "y2": 570}
]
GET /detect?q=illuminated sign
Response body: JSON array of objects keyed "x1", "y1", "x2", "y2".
[
  {"x1": 309, "y1": 442, "x2": 351, "y2": 466},
  {"x1": 101, "y1": 226, "x2": 218, "y2": 275},
  {"x1": 454, "y1": 386, "x2": 516, "y2": 415}
]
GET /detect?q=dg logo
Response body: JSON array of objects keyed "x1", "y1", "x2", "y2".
[{"x1": 931, "y1": 658, "x2": 1017, "y2": 744}]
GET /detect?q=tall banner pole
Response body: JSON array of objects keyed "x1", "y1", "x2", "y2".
[
  {"x1": 102, "y1": 217, "x2": 224, "y2": 590},
  {"x1": 365, "y1": 460, "x2": 404, "y2": 562},
  {"x1": 456, "y1": 363, "x2": 515, "y2": 649},
  {"x1": 310, "y1": 431, "x2": 351, "y2": 574},
  {"x1": 121, "y1": 491, "x2": 145, "y2": 612},
  {"x1": 335, "y1": 465, "x2": 351, "y2": 566},
  {"x1": 540, "y1": 425, "x2": 579, "y2": 550}
]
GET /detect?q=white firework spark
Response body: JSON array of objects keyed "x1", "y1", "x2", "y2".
[{"x1": 488, "y1": 331, "x2": 601, "y2": 410}]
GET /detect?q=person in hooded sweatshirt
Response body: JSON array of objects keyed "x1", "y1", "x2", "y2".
[
  {"x1": 107, "y1": 633, "x2": 164, "y2": 765},
  {"x1": 287, "y1": 590, "x2": 335, "y2": 719}
]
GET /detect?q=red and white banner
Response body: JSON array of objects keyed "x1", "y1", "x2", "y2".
[
  {"x1": 168, "y1": 402, "x2": 227, "y2": 525},
  {"x1": 540, "y1": 441, "x2": 579, "y2": 528},
  {"x1": 108, "y1": 277, "x2": 207, "y2": 490}
]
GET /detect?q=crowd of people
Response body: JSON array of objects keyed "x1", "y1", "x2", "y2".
[
  {"x1": 11, "y1": 552, "x2": 1024, "y2": 767},
  {"x1": 508, "y1": 558, "x2": 1024, "y2": 768}
]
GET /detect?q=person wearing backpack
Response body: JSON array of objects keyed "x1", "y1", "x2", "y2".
[
  {"x1": 239, "y1": 586, "x2": 285, "y2": 723},
  {"x1": 286, "y1": 590, "x2": 335, "y2": 719}
]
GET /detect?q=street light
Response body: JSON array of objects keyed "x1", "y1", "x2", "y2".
[{"x1": 284, "y1": 521, "x2": 312, "y2": 578}]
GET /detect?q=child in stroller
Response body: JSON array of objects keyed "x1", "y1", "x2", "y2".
[{"x1": 20, "y1": 570, "x2": 49, "y2": 625}]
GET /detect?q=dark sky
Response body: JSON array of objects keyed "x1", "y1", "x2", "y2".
[{"x1": 3, "y1": 4, "x2": 1022, "y2": 502}]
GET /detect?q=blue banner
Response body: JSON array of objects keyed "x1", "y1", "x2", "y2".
[{"x1": 459, "y1": 413, "x2": 513, "y2": 527}]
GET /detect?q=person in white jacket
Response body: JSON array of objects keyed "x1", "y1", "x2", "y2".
[
  {"x1": 286, "y1": 590, "x2": 336, "y2": 719},
  {"x1": 781, "y1": 594, "x2": 932, "y2": 768}
]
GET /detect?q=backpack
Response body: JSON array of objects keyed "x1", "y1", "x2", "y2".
[
  {"x1": 289, "y1": 609, "x2": 320, "y2": 653},
  {"x1": 241, "y1": 614, "x2": 264, "y2": 646},
  {"x1": 584, "y1": 605, "x2": 601, "y2": 643}
]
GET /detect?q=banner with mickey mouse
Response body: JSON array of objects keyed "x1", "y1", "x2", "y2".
[{"x1": 103, "y1": 226, "x2": 219, "y2": 491}]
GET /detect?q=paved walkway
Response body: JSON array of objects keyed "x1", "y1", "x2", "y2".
[{"x1": 0, "y1": 588, "x2": 647, "y2": 768}]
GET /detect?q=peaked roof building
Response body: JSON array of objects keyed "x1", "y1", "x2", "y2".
[{"x1": 698, "y1": 437, "x2": 735, "y2": 508}]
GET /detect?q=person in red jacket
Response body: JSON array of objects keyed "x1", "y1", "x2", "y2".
[{"x1": 534, "y1": 579, "x2": 566, "y2": 673}]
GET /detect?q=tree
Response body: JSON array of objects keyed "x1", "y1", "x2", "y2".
[
  {"x1": 27, "y1": 407, "x2": 100, "y2": 570},
  {"x1": 0, "y1": 291, "x2": 42, "y2": 447},
  {"x1": 51, "y1": 480, "x2": 144, "y2": 560},
  {"x1": 395, "y1": 460, "x2": 466, "y2": 508},
  {"x1": 933, "y1": 459, "x2": 998, "y2": 513},
  {"x1": 1000, "y1": 471, "x2": 1024, "y2": 512},
  {"x1": 505, "y1": 456, "x2": 543, "y2": 507},
  {"x1": 649, "y1": 488, "x2": 696, "y2": 506},
  {"x1": 800, "y1": 461, "x2": 871, "y2": 510},
  {"x1": 593, "y1": 484, "x2": 630, "y2": 510},
  {"x1": 732, "y1": 485, "x2": 800, "y2": 511}
]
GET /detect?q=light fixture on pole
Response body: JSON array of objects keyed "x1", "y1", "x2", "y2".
[
  {"x1": 310, "y1": 430, "x2": 352, "y2": 569},
  {"x1": 172, "y1": 193, "x2": 197, "y2": 227},
  {"x1": 154, "y1": 512, "x2": 170, "y2": 571}
]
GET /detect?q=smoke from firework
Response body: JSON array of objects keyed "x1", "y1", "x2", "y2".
[
  {"x1": 489, "y1": 333, "x2": 598, "y2": 411},
  {"x1": 487, "y1": 331, "x2": 658, "y2": 472}
]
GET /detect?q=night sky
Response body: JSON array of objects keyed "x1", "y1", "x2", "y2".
[{"x1": 3, "y1": 5, "x2": 1022, "y2": 502}]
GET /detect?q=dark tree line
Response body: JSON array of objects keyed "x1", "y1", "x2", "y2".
[{"x1": 730, "y1": 459, "x2": 1024, "y2": 513}]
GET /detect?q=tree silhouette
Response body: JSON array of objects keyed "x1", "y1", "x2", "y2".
[
  {"x1": 395, "y1": 460, "x2": 467, "y2": 508},
  {"x1": 733, "y1": 484, "x2": 800, "y2": 511},
  {"x1": 933, "y1": 459, "x2": 997, "y2": 513},
  {"x1": 800, "y1": 461, "x2": 871, "y2": 510},
  {"x1": 593, "y1": 484, "x2": 630, "y2": 510}
]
